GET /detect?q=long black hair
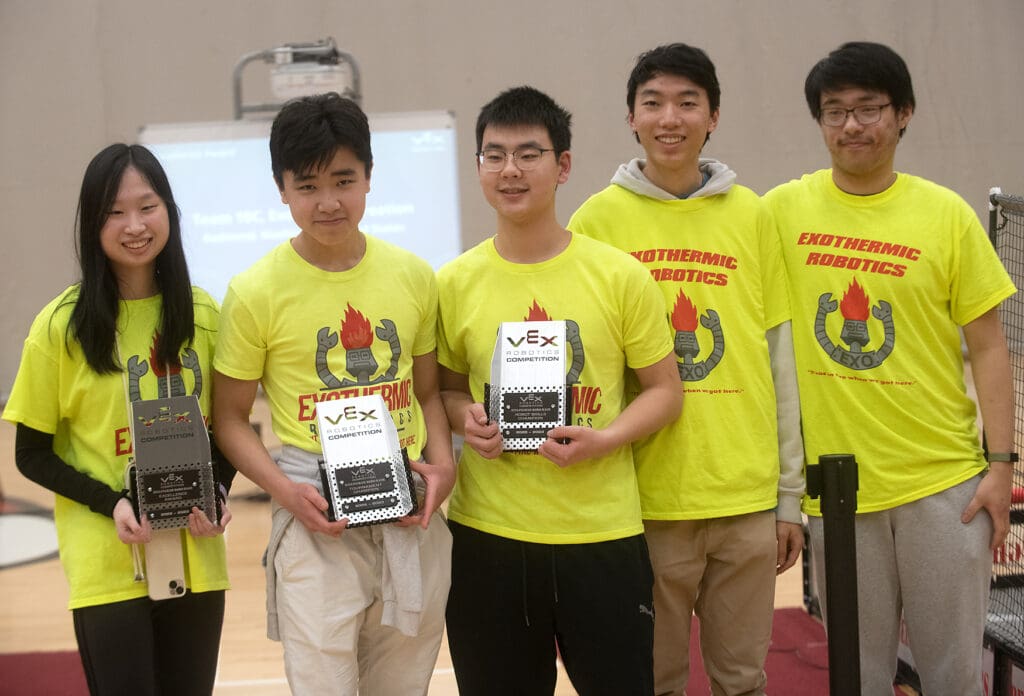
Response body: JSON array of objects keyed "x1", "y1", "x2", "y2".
[{"x1": 67, "y1": 143, "x2": 195, "y2": 374}]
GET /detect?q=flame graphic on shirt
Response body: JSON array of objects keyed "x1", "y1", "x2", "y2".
[
  {"x1": 671, "y1": 291, "x2": 699, "y2": 331},
  {"x1": 149, "y1": 333, "x2": 180, "y2": 376},
  {"x1": 840, "y1": 278, "x2": 870, "y2": 321},
  {"x1": 524, "y1": 300, "x2": 551, "y2": 322},
  {"x1": 340, "y1": 304, "x2": 373, "y2": 349}
]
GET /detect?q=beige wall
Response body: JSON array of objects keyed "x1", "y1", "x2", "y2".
[{"x1": 2, "y1": 0, "x2": 1023, "y2": 395}]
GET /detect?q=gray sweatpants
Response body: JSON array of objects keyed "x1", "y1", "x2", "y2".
[{"x1": 808, "y1": 475, "x2": 992, "y2": 696}]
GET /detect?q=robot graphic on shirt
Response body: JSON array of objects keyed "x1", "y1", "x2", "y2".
[
  {"x1": 815, "y1": 277, "x2": 895, "y2": 370},
  {"x1": 518, "y1": 300, "x2": 608, "y2": 426},
  {"x1": 315, "y1": 303, "x2": 402, "y2": 388},
  {"x1": 671, "y1": 289, "x2": 724, "y2": 382},
  {"x1": 523, "y1": 300, "x2": 585, "y2": 386},
  {"x1": 125, "y1": 332, "x2": 202, "y2": 401}
]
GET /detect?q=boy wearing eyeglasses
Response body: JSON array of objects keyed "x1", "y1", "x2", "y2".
[
  {"x1": 436, "y1": 85, "x2": 681, "y2": 695},
  {"x1": 568, "y1": 43, "x2": 803, "y2": 696},
  {"x1": 765, "y1": 42, "x2": 1014, "y2": 694}
]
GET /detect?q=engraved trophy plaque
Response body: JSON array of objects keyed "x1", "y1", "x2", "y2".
[
  {"x1": 487, "y1": 320, "x2": 570, "y2": 451},
  {"x1": 316, "y1": 394, "x2": 418, "y2": 527},
  {"x1": 130, "y1": 394, "x2": 216, "y2": 600},
  {"x1": 130, "y1": 395, "x2": 216, "y2": 530}
]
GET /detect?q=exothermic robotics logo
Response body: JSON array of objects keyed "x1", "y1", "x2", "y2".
[
  {"x1": 316, "y1": 304, "x2": 402, "y2": 388},
  {"x1": 520, "y1": 300, "x2": 603, "y2": 422},
  {"x1": 298, "y1": 304, "x2": 415, "y2": 447},
  {"x1": 815, "y1": 277, "x2": 895, "y2": 370},
  {"x1": 671, "y1": 289, "x2": 724, "y2": 382}
]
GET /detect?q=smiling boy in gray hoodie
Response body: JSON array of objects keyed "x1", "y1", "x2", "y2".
[{"x1": 568, "y1": 43, "x2": 804, "y2": 696}]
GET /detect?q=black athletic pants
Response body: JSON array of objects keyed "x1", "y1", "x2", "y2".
[
  {"x1": 446, "y1": 521, "x2": 655, "y2": 696},
  {"x1": 72, "y1": 589, "x2": 225, "y2": 696}
]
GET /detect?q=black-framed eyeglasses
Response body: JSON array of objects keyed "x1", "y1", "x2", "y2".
[
  {"x1": 820, "y1": 103, "x2": 892, "y2": 127},
  {"x1": 476, "y1": 147, "x2": 555, "y2": 172}
]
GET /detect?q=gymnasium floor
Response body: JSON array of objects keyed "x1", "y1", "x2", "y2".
[{"x1": 0, "y1": 401, "x2": 806, "y2": 696}]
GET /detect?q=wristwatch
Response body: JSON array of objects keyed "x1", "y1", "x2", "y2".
[{"x1": 986, "y1": 452, "x2": 1019, "y2": 464}]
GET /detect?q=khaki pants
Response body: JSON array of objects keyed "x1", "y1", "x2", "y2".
[
  {"x1": 644, "y1": 511, "x2": 777, "y2": 696},
  {"x1": 274, "y1": 514, "x2": 452, "y2": 695}
]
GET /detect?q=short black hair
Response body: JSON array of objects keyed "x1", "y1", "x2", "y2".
[
  {"x1": 805, "y1": 41, "x2": 915, "y2": 137},
  {"x1": 626, "y1": 43, "x2": 721, "y2": 115},
  {"x1": 269, "y1": 92, "x2": 372, "y2": 188},
  {"x1": 475, "y1": 86, "x2": 572, "y2": 156}
]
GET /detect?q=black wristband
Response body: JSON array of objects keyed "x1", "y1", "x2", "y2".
[{"x1": 986, "y1": 452, "x2": 1019, "y2": 464}]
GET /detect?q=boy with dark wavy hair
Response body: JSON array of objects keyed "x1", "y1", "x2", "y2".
[
  {"x1": 767, "y1": 42, "x2": 1014, "y2": 694},
  {"x1": 214, "y1": 92, "x2": 455, "y2": 695}
]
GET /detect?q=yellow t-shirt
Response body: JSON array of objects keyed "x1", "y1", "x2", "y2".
[
  {"x1": 765, "y1": 170, "x2": 1016, "y2": 514},
  {"x1": 569, "y1": 183, "x2": 789, "y2": 519},
  {"x1": 215, "y1": 236, "x2": 436, "y2": 459},
  {"x1": 2, "y1": 286, "x2": 229, "y2": 609},
  {"x1": 436, "y1": 233, "x2": 674, "y2": 544}
]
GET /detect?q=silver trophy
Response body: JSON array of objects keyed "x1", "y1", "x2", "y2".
[
  {"x1": 488, "y1": 320, "x2": 570, "y2": 452},
  {"x1": 316, "y1": 394, "x2": 417, "y2": 526}
]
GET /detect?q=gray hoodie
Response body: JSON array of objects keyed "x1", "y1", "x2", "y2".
[
  {"x1": 611, "y1": 157, "x2": 737, "y2": 200},
  {"x1": 606, "y1": 155, "x2": 805, "y2": 526}
]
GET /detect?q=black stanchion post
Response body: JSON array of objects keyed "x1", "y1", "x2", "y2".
[{"x1": 806, "y1": 453, "x2": 860, "y2": 695}]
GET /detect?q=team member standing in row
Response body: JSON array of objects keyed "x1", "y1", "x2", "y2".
[{"x1": 570, "y1": 43, "x2": 803, "y2": 696}]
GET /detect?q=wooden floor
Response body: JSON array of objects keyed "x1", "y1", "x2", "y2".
[{"x1": 0, "y1": 401, "x2": 805, "y2": 695}]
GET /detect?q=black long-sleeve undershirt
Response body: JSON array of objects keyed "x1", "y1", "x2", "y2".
[
  {"x1": 15, "y1": 423, "x2": 237, "y2": 517},
  {"x1": 15, "y1": 423, "x2": 124, "y2": 516}
]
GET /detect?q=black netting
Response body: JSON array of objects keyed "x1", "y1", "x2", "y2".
[{"x1": 986, "y1": 191, "x2": 1024, "y2": 663}]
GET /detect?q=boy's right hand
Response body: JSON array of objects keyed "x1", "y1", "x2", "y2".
[
  {"x1": 281, "y1": 481, "x2": 348, "y2": 537},
  {"x1": 463, "y1": 403, "x2": 503, "y2": 459}
]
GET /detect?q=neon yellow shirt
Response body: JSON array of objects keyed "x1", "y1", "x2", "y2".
[
  {"x1": 570, "y1": 183, "x2": 789, "y2": 519},
  {"x1": 3, "y1": 286, "x2": 229, "y2": 609},
  {"x1": 437, "y1": 233, "x2": 674, "y2": 543},
  {"x1": 765, "y1": 170, "x2": 1016, "y2": 514},
  {"x1": 215, "y1": 236, "x2": 436, "y2": 459}
]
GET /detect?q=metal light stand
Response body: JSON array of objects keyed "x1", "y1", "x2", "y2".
[
  {"x1": 232, "y1": 37, "x2": 362, "y2": 119},
  {"x1": 806, "y1": 453, "x2": 861, "y2": 695}
]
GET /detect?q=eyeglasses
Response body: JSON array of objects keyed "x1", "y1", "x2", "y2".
[
  {"x1": 819, "y1": 103, "x2": 892, "y2": 127},
  {"x1": 476, "y1": 147, "x2": 555, "y2": 172}
]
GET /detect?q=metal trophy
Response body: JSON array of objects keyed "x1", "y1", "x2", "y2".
[
  {"x1": 130, "y1": 394, "x2": 216, "y2": 599},
  {"x1": 487, "y1": 320, "x2": 570, "y2": 451},
  {"x1": 316, "y1": 394, "x2": 418, "y2": 527}
]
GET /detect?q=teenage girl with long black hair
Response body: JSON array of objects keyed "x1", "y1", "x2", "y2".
[{"x1": 3, "y1": 143, "x2": 234, "y2": 695}]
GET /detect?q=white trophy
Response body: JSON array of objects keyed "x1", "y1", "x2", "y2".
[
  {"x1": 316, "y1": 394, "x2": 417, "y2": 526},
  {"x1": 487, "y1": 320, "x2": 571, "y2": 452}
]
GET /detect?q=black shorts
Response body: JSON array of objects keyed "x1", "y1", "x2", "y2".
[{"x1": 446, "y1": 521, "x2": 654, "y2": 696}]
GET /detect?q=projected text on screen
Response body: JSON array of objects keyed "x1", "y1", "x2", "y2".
[{"x1": 140, "y1": 112, "x2": 462, "y2": 302}]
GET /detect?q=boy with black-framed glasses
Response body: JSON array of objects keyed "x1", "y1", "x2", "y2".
[
  {"x1": 437, "y1": 85, "x2": 681, "y2": 695},
  {"x1": 766, "y1": 41, "x2": 1014, "y2": 694}
]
